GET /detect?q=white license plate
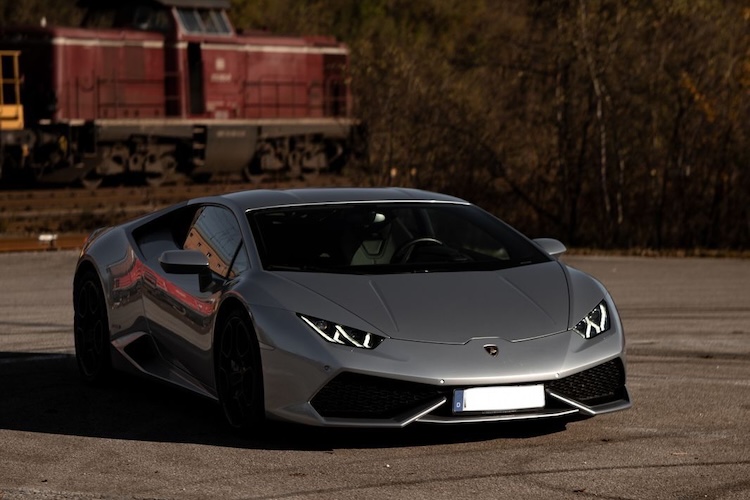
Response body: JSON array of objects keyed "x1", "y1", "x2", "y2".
[{"x1": 453, "y1": 385, "x2": 545, "y2": 413}]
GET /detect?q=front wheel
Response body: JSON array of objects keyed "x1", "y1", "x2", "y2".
[
  {"x1": 215, "y1": 310, "x2": 265, "y2": 431},
  {"x1": 73, "y1": 271, "x2": 112, "y2": 383}
]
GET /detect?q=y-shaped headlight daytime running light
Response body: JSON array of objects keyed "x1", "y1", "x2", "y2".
[
  {"x1": 299, "y1": 314, "x2": 385, "y2": 349},
  {"x1": 573, "y1": 300, "x2": 611, "y2": 339}
]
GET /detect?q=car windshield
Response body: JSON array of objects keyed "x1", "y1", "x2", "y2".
[{"x1": 247, "y1": 202, "x2": 550, "y2": 274}]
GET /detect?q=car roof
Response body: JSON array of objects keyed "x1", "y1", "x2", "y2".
[{"x1": 215, "y1": 187, "x2": 469, "y2": 211}]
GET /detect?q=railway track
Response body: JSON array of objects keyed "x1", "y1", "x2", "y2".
[{"x1": 0, "y1": 176, "x2": 356, "y2": 252}]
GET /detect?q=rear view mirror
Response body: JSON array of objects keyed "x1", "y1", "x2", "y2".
[
  {"x1": 533, "y1": 238, "x2": 567, "y2": 257},
  {"x1": 159, "y1": 250, "x2": 212, "y2": 290}
]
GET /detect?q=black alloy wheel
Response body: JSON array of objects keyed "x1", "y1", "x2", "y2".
[
  {"x1": 216, "y1": 310, "x2": 264, "y2": 430},
  {"x1": 74, "y1": 271, "x2": 112, "y2": 383}
]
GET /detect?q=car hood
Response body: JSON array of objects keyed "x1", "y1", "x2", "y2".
[{"x1": 273, "y1": 261, "x2": 571, "y2": 344}]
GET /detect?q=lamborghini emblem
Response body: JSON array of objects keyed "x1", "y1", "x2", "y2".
[{"x1": 484, "y1": 344, "x2": 499, "y2": 357}]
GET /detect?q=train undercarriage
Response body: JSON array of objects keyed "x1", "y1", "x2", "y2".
[{"x1": 1, "y1": 119, "x2": 357, "y2": 188}]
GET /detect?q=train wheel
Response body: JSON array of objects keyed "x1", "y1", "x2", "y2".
[
  {"x1": 81, "y1": 171, "x2": 104, "y2": 190},
  {"x1": 288, "y1": 150, "x2": 303, "y2": 179},
  {"x1": 242, "y1": 162, "x2": 264, "y2": 184},
  {"x1": 145, "y1": 153, "x2": 176, "y2": 187}
]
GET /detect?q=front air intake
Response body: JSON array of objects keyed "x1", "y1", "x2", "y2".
[
  {"x1": 546, "y1": 358, "x2": 626, "y2": 405},
  {"x1": 311, "y1": 372, "x2": 445, "y2": 419}
]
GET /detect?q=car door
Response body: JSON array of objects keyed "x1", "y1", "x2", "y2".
[{"x1": 142, "y1": 204, "x2": 250, "y2": 388}]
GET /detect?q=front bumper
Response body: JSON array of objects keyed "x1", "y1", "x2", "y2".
[
  {"x1": 308, "y1": 358, "x2": 630, "y2": 427},
  {"x1": 253, "y1": 305, "x2": 630, "y2": 428}
]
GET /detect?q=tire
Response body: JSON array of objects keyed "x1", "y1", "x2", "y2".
[
  {"x1": 215, "y1": 309, "x2": 265, "y2": 431},
  {"x1": 73, "y1": 271, "x2": 112, "y2": 384}
]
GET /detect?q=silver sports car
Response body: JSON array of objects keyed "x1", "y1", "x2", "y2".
[{"x1": 74, "y1": 188, "x2": 631, "y2": 430}]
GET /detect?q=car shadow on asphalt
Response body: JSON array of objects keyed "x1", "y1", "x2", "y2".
[{"x1": 0, "y1": 352, "x2": 569, "y2": 451}]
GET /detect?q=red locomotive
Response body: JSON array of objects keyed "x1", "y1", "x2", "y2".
[{"x1": 0, "y1": 0, "x2": 358, "y2": 187}]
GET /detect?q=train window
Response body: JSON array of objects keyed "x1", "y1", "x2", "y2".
[
  {"x1": 177, "y1": 8, "x2": 232, "y2": 35},
  {"x1": 177, "y1": 9, "x2": 202, "y2": 34},
  {"x1": 200, "y1": 11, "x2": 217, "y2": 33},
  {"x1": 132, "y1": 7, "x2": 170, "y2": 32},
  {"x1": 215, "y1": 11, "x2": 232, "y2": 33},
  {"x1": 207, "y1": 11, "x2": 231, "y2": 34},
  {"x1": 1, "y1": 55, "x2": 19, "y2": 105}
]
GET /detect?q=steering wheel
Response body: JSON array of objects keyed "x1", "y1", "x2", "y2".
[{"x1": 391, "y1": 237, "x2": 444, "y2": 264}]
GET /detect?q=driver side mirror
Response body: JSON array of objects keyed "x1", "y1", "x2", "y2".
[
  {"x1": 159, "y1": 249, "x2": 213, "y2": 291},
  {"x1": 533, "y1": 238, "x2": 567, "y2": 257}
]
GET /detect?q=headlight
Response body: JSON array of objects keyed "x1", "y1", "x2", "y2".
[
  {"x1": 573, "y1": 300, "x2": 610, "y2": 339},
  {"x1": 299, "y1": 314, "x2": 385, "y2": 349}
]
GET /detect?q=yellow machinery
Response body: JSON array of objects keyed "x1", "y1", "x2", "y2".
[{"x1": 0, "y1": 50, "x2": 24, "y2": 131}]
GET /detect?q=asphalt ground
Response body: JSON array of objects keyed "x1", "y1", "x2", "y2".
[{"x1": 0, "y1": 251, "x2": 748, "y2": 499}]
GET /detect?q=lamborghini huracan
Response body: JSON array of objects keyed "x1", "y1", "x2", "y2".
[{"x1": 73, "y1": 188, "x2": 631, "y2": 430}]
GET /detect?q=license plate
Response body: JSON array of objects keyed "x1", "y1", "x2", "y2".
[{"x1": 453, "y1": 385, "x2": 545, "y2": 413}]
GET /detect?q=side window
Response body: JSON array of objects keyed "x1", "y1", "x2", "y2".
[{"x1": 184, "y1": 206, "x2": 249, "y2": 278}]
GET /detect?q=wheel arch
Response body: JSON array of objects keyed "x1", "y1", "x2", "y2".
[
  {"x1": 73, "y1": 258, "x2": 103, "y2": 294},
  {"x1": 72, "y1": 257, "x2": 113, "y2": 383},
  {"x1": 212, "y1": 294, "x2": 266, "y2": 427},
  {"x1": 73, "y1": 258, "x2": 112, "y2": 328},
  {"x1": 212, "y1": 295, "x2": 256, "y2": 368}
]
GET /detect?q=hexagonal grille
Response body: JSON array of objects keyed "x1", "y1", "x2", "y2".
[
  {"x1": 311, "y1": 372, "x2": 445, "y2": 419},
  {"x1": 546, "y1": 358, "x2": 626, "y2": 405}
]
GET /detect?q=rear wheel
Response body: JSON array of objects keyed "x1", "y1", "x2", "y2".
[
  {"x1": 215, "y1": 310, "x2": 264, "y2": 430},
  {"x1": 73, "y1": 271, "x2": 112, "y2": 383}
]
